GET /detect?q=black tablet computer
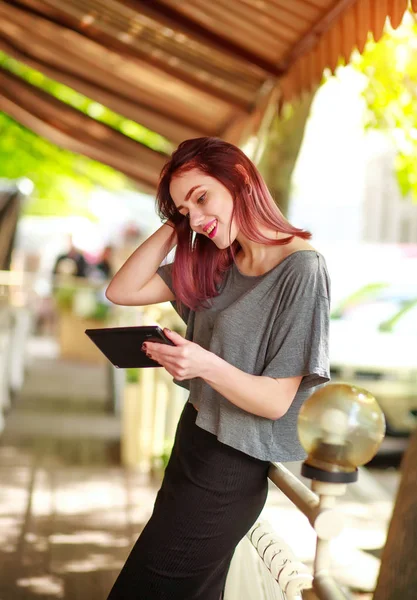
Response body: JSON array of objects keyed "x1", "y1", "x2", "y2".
[{"x1": 85, "y1": 325, "x2": 175, "y2": 368}]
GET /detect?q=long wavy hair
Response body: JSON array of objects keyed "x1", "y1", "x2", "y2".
[{"x1": 156, "y1": 137, "x2": 311, "y2": 310}]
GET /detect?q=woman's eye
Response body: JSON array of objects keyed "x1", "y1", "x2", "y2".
[{"x1": 197, "y1": 192, "x2": 206, "y2": 204}]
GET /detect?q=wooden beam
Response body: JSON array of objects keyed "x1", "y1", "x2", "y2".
[
  {"x1": 266, "y1": 0, "x2": 321, "y2": 22},
  {"x1": 227, "y1": 0, "x2": 304, "y2": 38},
  {"x1": 0, "y1": 191, "x2": 20, "y2": 271},
  {"x1": 278, "y1": 0, "x2": 360, "y2": 71},
  {"x1": 59, "y1": 0, "x2": 261, "y2": 96},
  {"x1": 221, "y1": 79, "x2": 280, "y2": 148},
  {"x1": 128, "y1": 0, "x2": 285, "y2": 76},
  {"x1": 0, "y1": 67, "x2": 167, "y2": 188},
  {"x1": 107, "y1": 0, "x2": 267, "y2": 86},
  {"x1": 0, "y1": 5, "x2": 216, "y2": 132},
  {"x1": 165, "y1": 0, "x2": 289, "y2": 53},
  {"x1": 5, "y1": 0, "x2": 253, "y2": 110},
  {"x1": 0, "y1": 34, "x2": 204, "y2": 144}
]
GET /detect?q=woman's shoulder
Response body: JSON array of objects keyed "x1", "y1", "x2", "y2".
[
  {"x1": 281, "y1": 237, "x2": 317, "y2": 258},
  {"x1": 278, "y1": 240, "x2": 326, "y2": 273},
  {"x1": 273, "y1": 244, "x2": 330, "y2": 299}
]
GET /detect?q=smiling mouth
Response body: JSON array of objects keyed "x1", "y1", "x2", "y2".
[{"x1": 204, "y1": 220, "x2": 218, "y2": 238}]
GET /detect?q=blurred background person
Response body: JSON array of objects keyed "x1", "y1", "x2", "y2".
[
  {"x1": 89, "y1": 245, "x2": 114, "y2": 281},
  {"x1": 52, "y1": 234, "x2": 88, "y2": 278}
]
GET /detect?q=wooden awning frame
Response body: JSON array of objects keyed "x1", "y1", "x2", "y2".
[{"x1": 0, "y1": 0, "x2": 413, "y2": 189}]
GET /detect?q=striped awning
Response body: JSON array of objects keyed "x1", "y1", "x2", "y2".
[
  {"x1": 279, "y1": 0, "x2": 411, "y2": 103},
  {"x1": 0, "y1": 0, "x2": 413, "y2": 188}
]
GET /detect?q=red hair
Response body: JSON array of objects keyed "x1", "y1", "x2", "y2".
[{"x1": 156, "y1": 137, "x2": 311, "y2": 310}]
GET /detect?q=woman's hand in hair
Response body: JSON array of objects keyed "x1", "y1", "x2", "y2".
[{"x1": 142, "y1": 329, "x2": 210, "y2": 381}]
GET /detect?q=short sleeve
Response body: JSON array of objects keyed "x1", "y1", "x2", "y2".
[
  {"x1": 261, "y1": 294, "x2": 330, "y2": 391},
  {"x1": 157, "y1": 263, "x2": 191, "y2": 325}
]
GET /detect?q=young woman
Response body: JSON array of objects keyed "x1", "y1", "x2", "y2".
[{"x1": 105, "y1": 137, "x2": 330, "y2": 600}]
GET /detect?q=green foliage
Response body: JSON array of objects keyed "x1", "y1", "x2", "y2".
[
  {"x1": 126, "y1": 368, "x2": 140, "y2": 384},
  {"x1": 351, "y1": 14, "x2": 417, "y2": 202},
  {"x1": 0, "y1": 50, "x2": 170, "y2": 216},
  {"x1": 379, "y1": 297, "x2": 417, "y2": 332},
  {"x1": 54, "y1": 286, "x2": 74, "y2": 311},
  {"x1": 0, "y1": 111, "x2": 125, "y2": 218},
  {"x1": 89, "y1": 302, "x2": 111, "y2": 321},
  {"x1": 0, "y1": 51, "x2": 172, "y2": 154},
  {"x1": 54, "y1": 284, "x2": 111, "y2": 322}
]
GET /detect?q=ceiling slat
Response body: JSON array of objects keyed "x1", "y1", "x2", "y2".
[
  {"x1": 311, "y1": 36, "x2": 326, "y2": 84},
  {"x1": 5, "y1": 0, "x2": 255, "y2": 109},
  {"x1": 157, "y1": 0, "x2": 288, "y2": 62},
  {"x1": 326, "y1": 20, "x2": 342, "y2": 73},
  {"x1": 278, "y1": 0, "x2": 358, "y2": 70},
  {"x1": 265, "y1": 0, "x2": 321, "y2": 22},
  {"x1": 189, "y1": 0, "x2": 289, "y2": 49},
  {"x1": 372, "y1": 0, "x2": 390, "y2": 43},
  {"x1": 341, "y1": 4, "x2": 357, "y2": 63},
  {"x1": 135, "y1": 0, "x2": 284, "y2": 75},
  {"x1": 354, "y1": 0, "x2": 371, "y2": 53},
  {"x1": 0, "y1": 1, "x2": 246, "y2": 129},
  {"x1": 0, "y1": 9, "x2": 206, "y2": 123},
  {"x1": 237, "y1": 0, "x2": 302, "y2": 40},
  {"x1": 1, "y1": 0, "x2": 415, "y2": 185},
  {"x1": 387, "y1": 0, "x2": 408, "y2": 29},
  {"x1": 279, "y1": 0, "x2": 411, "y2": 104},
  {"x1": 0, "y1": 35, "x2": 203, "y2": 144},
  {"x1": 220, "y1": 79, "x2": 280, "y2": 147},
  {"x1": 64, "y1": 0, "x2": 263, "y2": 92}
]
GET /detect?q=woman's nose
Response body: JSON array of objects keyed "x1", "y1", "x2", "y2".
[{"x1": 189, "y1": 210, "x2": 204, "y2": 228}]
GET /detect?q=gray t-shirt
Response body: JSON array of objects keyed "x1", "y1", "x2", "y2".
[{"x1": 157, "y1": 250, "x2": 330, "y2": 462}]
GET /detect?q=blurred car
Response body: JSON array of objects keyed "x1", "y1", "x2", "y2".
[{"x1": 329, "y1": 283, "x2": 417, "y2": 438}]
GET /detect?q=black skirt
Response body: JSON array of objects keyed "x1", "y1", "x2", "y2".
[{"x1": 107, "y1": 402, "x2": 270, "y2": 600}]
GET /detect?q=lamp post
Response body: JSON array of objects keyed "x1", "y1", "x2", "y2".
[
  {"x1": 297, "y1": 383, "x2": 386, "y2": 599},
  {"x1": 247, "y1": 383, "x2": 386, "y2": 599}
]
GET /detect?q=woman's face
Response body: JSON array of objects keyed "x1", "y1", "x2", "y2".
[{"x1": 169, "y1": 168, "x2": 239, "y2": 249}]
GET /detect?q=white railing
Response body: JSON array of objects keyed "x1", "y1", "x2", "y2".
[
  {"x1": 225, "y1": 519, "x2": 312, "y2": 600},
  {"x1": 226, "y1": 462, "x2": 353, "y2": 600}
]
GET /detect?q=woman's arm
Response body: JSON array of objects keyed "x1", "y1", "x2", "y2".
[
  {"x1": 143, "y1": 330, "x2": 302, "y2": 420},
  {"x1": 105, "y1": 223, "x2": 177, "y2": 306},
  {"x1": 202, "y1": 355, "x2": 302, "y2": 420}
]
